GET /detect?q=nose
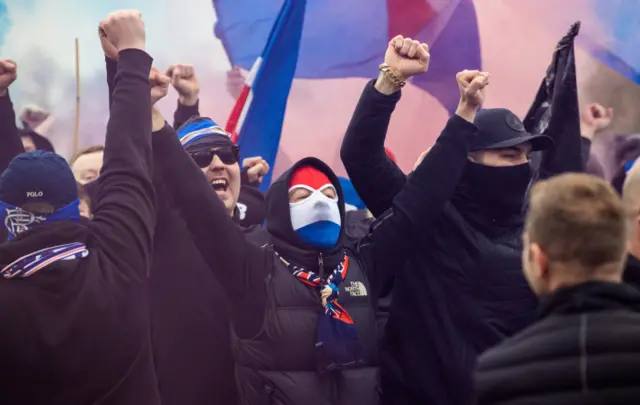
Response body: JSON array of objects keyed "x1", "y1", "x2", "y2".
[
  {"x1": 208, "y1": 154, "x2": 225, "y2": 171},
  {"x1": 313, "y1": 199, "x2": 329, "y2": 210}
]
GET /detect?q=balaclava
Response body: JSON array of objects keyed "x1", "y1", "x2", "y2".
[
  {"x1": 0, "y1": 151, "x2": 79, "y2": 238},
  {"x1": 289, "y1": 165, "x2": 341, "y2": 249}
]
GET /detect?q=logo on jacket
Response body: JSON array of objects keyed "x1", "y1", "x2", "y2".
[
  {"x1": 237, "y1": 202, "x2": 247, "y2": 220},
  {"x1": 344, "y1": 281, "x2": 368, "y2": 297}
]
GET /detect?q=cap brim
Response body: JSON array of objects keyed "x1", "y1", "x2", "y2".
[{"x1": 483, "y1": 134, "x2": 554, "y2": 152}]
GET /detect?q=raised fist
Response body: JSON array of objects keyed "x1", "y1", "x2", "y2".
[
  {"x1": 98, "y1": 24, "x2": 119, "y2": 60},
  {"x1": 0, "y1": 59, "x2": 17, "y2": 95},
  {"x1": 242, "y1": 156, "x2": 270, "y2": 184},
  {"x1": 384, "y1": 35, "x2": 430, "y2": 80},
  {"x1": 150, "y1": 67, "x2": 171, "y2": 105},
  {"x1": 456, "y1": 70, "x2": 490, "y2": 108},
  {"x1": 581, "y1": 103, "x2": 613, "y2": 140},
  {"x1": 166, "y1": 64, "x2": 199, "y2": 106},
  {"x1": 100, "y1": 10, "x2": 145, "y2": 52}
]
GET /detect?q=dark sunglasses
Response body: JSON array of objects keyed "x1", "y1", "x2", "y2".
[{"x1": 189, "y1": 145, "x2": 240, "y2": 168}]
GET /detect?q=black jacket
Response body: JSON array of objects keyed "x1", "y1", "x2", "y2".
[
  {"x1": 341, "y1": 81, "x2": 584, "y2": 405},
  {"x1": 104, "y1": 57, "x2": 238, "y2": 405},
  {"x1": 475, "y1": 281, "x2": 640, "y2": 405},
  {"x1": 0, "y1": 50, "x2": 159, "y2": 405},
  {"x1": 624, "y1": 254, "x2": 640, "y2": 290}
]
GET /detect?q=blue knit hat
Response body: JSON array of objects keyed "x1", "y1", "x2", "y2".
[
  {"x1": 176, "y1": 116, "x2": 233, "y2": 150},
  {"x1": 0, "y1": 151, "x2": 78, "y2": 210}
]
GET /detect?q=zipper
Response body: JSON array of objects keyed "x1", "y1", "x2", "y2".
[{"x1": 318, "y1": 252, "x2": 324, "y2": 274}]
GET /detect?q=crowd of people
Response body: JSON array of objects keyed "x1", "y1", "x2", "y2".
[{"x1": 0, "y1": 9, "x2": 639, "y2": 405}]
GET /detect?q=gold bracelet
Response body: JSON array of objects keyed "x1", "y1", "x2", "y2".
[{"x1": 378, "y1": 63, "x2": 406, "y2": 88}]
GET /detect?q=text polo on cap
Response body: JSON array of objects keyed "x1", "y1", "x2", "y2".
[{"x1": 26, "y1": 191, "x2": 44, "y2": 198}]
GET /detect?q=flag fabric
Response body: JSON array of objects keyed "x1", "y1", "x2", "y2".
[
  {"x1": 523, "y1": 22, "x2": 582, "y2": 178},
  {"x1": 224, "y1": 0, "x2": 307, "y2": 191},
  {"x1": 215, "y1": 0, "x2": 481, "y2": 115}
]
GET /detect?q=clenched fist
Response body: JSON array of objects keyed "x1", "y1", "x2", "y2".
[
  {"x1": 375, "y1": 35, "x2": 430, "y2": 94},
  {"x1": 0, "y1": 59, "x2": 17, "y2": 96},
  {"x1": 581, "y1": 103, "x2": 613, "y2": 141},
  {"x1": 99, "y1": 10, "x2": 145, "y2": 52},
  {"x1": 243, "y1": 156, "x2": 270, "y2": 184},
  {"x1": 167, "y1": 64, "x2": 200, "y2": 106},
  {"x1": 150, "y1": 68, "x2": 171, "y2": 105},
  {"x1": 98, "y1": 24, "x2": 119, "y2": 60},
  {"x1": 456, "y1": 70, "x2": 490, "y2": 108}
]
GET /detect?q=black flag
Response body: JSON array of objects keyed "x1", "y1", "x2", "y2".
[{"x1": 523, "y1": 22, "x2": 582, "y2": 178}]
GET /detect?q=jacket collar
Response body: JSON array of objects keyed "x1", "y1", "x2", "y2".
[{"x1": 538, "y1": 281, "x2": 640, "y2": 319}]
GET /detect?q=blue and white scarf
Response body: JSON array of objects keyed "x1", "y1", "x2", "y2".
[
  {"x1": 1, "y1": 242, "x2": 89, "y2": 279},
  {"x1": 0, "y1": 199, "x2": 80, "y2": 239}
]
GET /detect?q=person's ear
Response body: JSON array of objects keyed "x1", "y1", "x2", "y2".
[{"x1": 530, "y1": 242, "x2": 548, "y2": 279}]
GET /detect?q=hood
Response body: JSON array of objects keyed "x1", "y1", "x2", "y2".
[{"x1": 265, "y1": 157, "x2": 346, "y2": 272}]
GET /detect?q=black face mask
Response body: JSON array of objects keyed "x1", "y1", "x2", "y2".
[{"x1": 458, "y1": 161, "x2": 533, "y2": 218}]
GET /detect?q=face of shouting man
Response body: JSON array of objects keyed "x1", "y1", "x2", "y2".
[{"x1": 178, "y1": 117, "x2": 241, "y2": 216}]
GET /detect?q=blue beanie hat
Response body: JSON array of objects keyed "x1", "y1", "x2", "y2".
[
  {"x1": 0, "y1": 151, "x2": 78, "y2": 210},
  {"x1": 176, "y1": 116, "x2": 233, "y2": 150}
]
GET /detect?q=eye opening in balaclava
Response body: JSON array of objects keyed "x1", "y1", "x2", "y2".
[{"x1": 289, "y1": 165, "x2": 342, "y2": 249}]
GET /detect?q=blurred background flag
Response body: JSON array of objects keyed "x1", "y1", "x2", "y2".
[
  {"x1": 224, "y1": 0, "x2": 307, "y2": 191},
  {"x1": 214, "y1": 0, "x2": 481, "y2": 115}
]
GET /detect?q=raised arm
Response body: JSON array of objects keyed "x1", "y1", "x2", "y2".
[
  {"x1": 150, "y1": 107, "x2": 268, "y2": 300},
  {"x1": 359, "y1": 70, "x2": 488, "y2": 294},
  {"x1": 166, "y1": 64, "x2": 200, "y2": 130},
  {"x1": 0, "y1": 60, "x2": 25, "y2": 173},
  {"x1": 341, "y1": 36, "x2": 430, "y2": 216},
  {"x1": 89, "y1": 11, "x2": 156, "y2": 278}
]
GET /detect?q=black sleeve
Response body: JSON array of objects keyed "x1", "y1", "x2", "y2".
[
  {"x1": 359, "y1": 115, "x2": 477, "y2": 295},
  {"x1": 537, "y1": 120, "x2": 583, "y2": 180},
  {"x1": 89, "y1": 49, "x2": 156, "y2": 279},
  {"x1": 172, "y1": 100, "x2": 200, "y2": 130},
  {"x1": 105, "y1": 56, "x2": 117, "y2": 110},
  {"x1": 0, "y1": 91, "x2": 25, "y2": 173},
  {"x1": 341, "y1": 80, "x2": 407, "y2": 217},
  {"x1": 580, "y1": 136, "x2": 591, "y2": 169},
  {"x1": 151, "y1": 122, "x2": 269, "y2": 323}
]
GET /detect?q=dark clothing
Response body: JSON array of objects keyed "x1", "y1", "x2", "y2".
[
  {"x1": 173, "y1": 99, "x2": 266, "y2": 227},
  {"x1": 475, "y1": 281, "x2": 640, "y2": 405},
  {"x1": 341, "y1": 81, "x2": 583, "y2": 405},
  {"x1": 153, "y1": 125, "x2": 381, "y2": 403},
  {"x1": 344, "y1": 209, "x2": 374, "y2": 241},
  {"x1": 624, "y1": 254, "x2": 640, "y2": 290},
  {"x1": 156, "y1": 81, "x2": 468, "y2": 403},
  {"x1": 0, "y1": 49, "x2": 159, "y2": 405},
  {"x1": 0, "y1": 92, "x2": 24, "y2": 173},
  {"x1": 104, "y1": 57, "x2": 238, "y2": 405}
]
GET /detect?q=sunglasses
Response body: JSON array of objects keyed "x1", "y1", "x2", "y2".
[{"x1": 189, "y1": 146, "x2": 240, "y2": 168}]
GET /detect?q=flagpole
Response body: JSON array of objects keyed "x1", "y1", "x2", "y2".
[{"x1": 73, "y1": 38, "x2": 81, "y2": 157}]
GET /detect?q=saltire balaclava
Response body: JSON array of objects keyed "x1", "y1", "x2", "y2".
[{"x1": 289, "y1": 165, "x2": 341, "y2": 249}]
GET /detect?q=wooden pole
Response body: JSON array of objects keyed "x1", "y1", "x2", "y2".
[{"x1": 73, "y1": 38, "x2": 80, "y2": 157}]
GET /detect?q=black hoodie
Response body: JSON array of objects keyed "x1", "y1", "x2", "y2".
[
  {"x1": 0, "y1": 49, "x2": 159, "y2": 405},
  {"x1": 104, "y1": 57, "x2": 237, "y2": 405}
]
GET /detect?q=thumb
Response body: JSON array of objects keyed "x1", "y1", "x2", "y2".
[{"x1": 157, "y1": 74, "x2": 171, "y2": 86}]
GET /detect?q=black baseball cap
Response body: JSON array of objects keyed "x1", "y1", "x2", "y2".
[{"x1": 470, "y1": 108, "x2": 554, "y2": 152}]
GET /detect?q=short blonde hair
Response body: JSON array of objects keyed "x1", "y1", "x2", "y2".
[
  {"x1": 70, "y1": 145, "x2": 105, "y2": 165},
  {"x1": 526, "y1": 173, "x2": 627, "y2": 269}
]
